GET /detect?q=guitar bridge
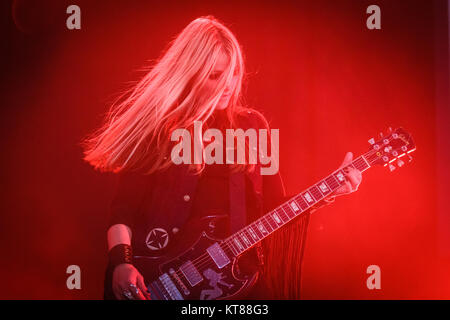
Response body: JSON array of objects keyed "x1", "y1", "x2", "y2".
[
  {"x1": 159, "y1": 273, "x2": 184, "y2": 300},
  {"x1": 180, "y1": 260, "x2": 203, "y2": 287}
]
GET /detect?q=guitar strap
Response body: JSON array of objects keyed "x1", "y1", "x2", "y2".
[
  {"x1": 229, "y1": 170, "x2": 266, "y2": 283},
  {"x1": 228, "y1": 114, "x2": 265, "y2": 276},
  {"x1": 229, "y1": 171, "x2": 246, "y2": 233}
]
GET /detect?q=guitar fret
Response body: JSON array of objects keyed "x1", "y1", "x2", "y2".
[
  {"x1": 283, "y1": 203, "x2": 295, "y2": 219},
  {"x1": 301, "y1": 191, "x2": 315, "y2": 206},
  {"x1": 221, "y1": 151, "x2": 375, "y2": 259},
  {"x1": 227, "y1": 240, "x2": 239, "y2": 256},
  {"x1": 280, "y1": 205, "x2": 290, "y2": 220},
  {"x1": 295, "y1": 196, "x2": 309, "y2": 210},
  {"x1": 279, "y1": 206, "x2": 291, "y2": 220},
  {"x1": 360, "y1": 155, "x2": 371, "y2": 169},
  {"x1": 276, "y1": 207, "x2": 289, "y2": 223},
  {"x1": 317, "y1": 180, "x2": 332, "y2": 196},
  {"x1": 233, "y1": 237, "x2": 244, "y2": 252},
  {"x1": 354, "y1": 156, "x2": 369, "y2": 171},
  {"x1": 264, "y1": 215, "x2": 278, "y2": 231},
  {"x1": 333, "y1": 170, "x2": 347, "y2": 187},
  {"x1": 309, "y1": 186, "x2": 323, "y2": 201},
  {"x1": 282, "y1": 204, "x2": 296, "y2": 219},
  {"x1": 288, "y1": 200, "x2": 301, "y2": 215},
  {"x1": 235, "y1": 234, "x2": 246, "y2": 250},
  {"x1": 221, "y1": 241, "x2": 235, "y2": 257},
  {"x1": 242, "y1": 230, "x2": 255, "y2": 245},
  {"x1": 271, "y1": 211, "x2": 283, "y2": 225},
  {"x1": 353, "y1": 160, "x2": 363, "y2": 171},
  {"x1": 354, "y1": 158, "x2": 365, "y2": 170},
  {"x1": 247, "y1": 225, "x2": 261, "y2": 241},
  {"x1": 314, "y1": 184, "x2": 324, "y2": 197},
  {"x1": 251, "y1": 223, "x2": 263, "y2": 239},
  {"x1": 256, "y1": 220, "x2": 269, "y2": 236},
  {"x1": 239, "y1": 232, "x2": 252, "y2": 248},
  {"x1": 263, "y1": 216, "x2": 274, "y2": 232},
  {"x1": 325, "y1": 175, "x2": 340, "y2": 190}
]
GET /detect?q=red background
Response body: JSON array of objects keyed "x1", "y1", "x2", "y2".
[{"x1": 1, "y1": 0, "x2": 449, "y2": 299}]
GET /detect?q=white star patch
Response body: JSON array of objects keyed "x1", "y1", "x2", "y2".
[{"x1": 145, "y1": 228, "x2": 169, "y2": 251}]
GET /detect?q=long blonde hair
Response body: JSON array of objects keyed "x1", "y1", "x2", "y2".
[
  {"x1": 81, "y1": 15, "x2": 255, "y2": 175},
  {"x1": 82, "y1": 15, "x2": 307, "y2": 299}
]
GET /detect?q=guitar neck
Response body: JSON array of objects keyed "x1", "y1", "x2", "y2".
[{"x1": 222, "y1": 154, "x2": 372, "y2": 257}]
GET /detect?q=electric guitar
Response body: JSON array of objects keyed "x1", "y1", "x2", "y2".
[{"x1": 133, "y1": 127, "x2": 416, "y2": 300}]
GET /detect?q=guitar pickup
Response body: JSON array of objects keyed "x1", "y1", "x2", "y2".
[
  {"x1": 180, "y1": 260, "x2": 203, "y2": 287},
  {"x1": 207, "y1": 243, "x2": 230, "y2": 269}
]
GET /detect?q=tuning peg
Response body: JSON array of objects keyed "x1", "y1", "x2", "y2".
[
  {"x1": 368, "y1": 138, "x2": 375, "y2": 145},
  {"x1": 389, "y1": 163, "x2": 396, "y2": 172},
  {"x1": 379, "y1": 132, "x2": 384, "y2": 138},
  {"x1": 388, "y1": 127, "x2": 393, "y2": 133},
  {"x1": 397, "y1": 159, "x2": 404, "y2": 167},
  {"x1": 407, "y1": 154, "x2": 413, "y2": 162}
]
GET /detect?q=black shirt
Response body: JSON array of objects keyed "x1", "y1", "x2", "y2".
[
  {"x1": 106, "y1": 110, "x2": 291, "y2": 299},
  {"x1": 191, "y1": 163, "x2": 231, "y2": 238}
]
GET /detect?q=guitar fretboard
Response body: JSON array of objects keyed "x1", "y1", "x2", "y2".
[{"x1": 221, "y1": 155, "x2": 371, "y2": 257}]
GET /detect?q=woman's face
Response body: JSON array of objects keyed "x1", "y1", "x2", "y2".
[{"x1": 202, "y1": 53, "x2": 238, "y2": 110}]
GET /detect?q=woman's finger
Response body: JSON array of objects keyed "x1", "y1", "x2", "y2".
[
  {"x1": 339, "y1": 152, "x2": 353, "y2": 169},
  {"x1": 127, "y1": 282, "x2": 145, "y2": 300},
  {"x1": 137, "y1": 275, "x2": 151, "y2": 300},
  {"x1": 118, "y1": 282, "x2": 137, "y2": 300},
  {"x1": 335, "y1": 181, "x2": 351, "y2": 196},
  {"x1": 345, "y1": 168, "x2": 360, "y2": 191},
  {"x1": 345, "y1": 180, "x2": 353, "y2": 193}
]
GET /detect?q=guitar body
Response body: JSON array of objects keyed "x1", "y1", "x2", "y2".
[
  {"x1": 106, "y1": 127, "x2": 416, "y2": 300},
  {"x1": 134, "y1": 233, "x2": 256, "y2": 300},
  {"x1": 119, "y1": 216, "x2": 258, "y2": 300}
]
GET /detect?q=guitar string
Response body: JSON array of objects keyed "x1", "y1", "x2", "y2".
[
  {"x1": 171, "y1": 143, "x2": 388, "y2": 281},
  {"x1": 171, "y1": 144, "x2": 386, "y2": 282},
  {"x1": 219, "y1": 134, "x2": 401, "y2": 250},
  {"x1": 170, "y1": 137, "x2": 398, "y2": 281}
]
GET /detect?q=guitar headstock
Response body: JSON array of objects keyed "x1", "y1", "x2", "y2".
[{"x1": 365, "y1": 127, "x2": 416, "y2": 171}]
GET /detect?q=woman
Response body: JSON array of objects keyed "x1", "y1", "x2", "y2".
[{"x1": 82, "y1": 16, "x2": 362, "y2": 300}]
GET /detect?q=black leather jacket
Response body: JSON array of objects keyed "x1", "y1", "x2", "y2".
[
  {"x1": 107, "y1": 111, "x2": 286, "y2": 255},
  {"x1": 104, "y1": 111, "x2": 288, "y2": 299}
]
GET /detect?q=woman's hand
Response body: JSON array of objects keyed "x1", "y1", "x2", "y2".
[
  {"x1": 332, "y1": 151, "x2": 362, "y2": 197},
  {"x1": 309, "y1": 151, "x2": 362, "y2": 212},
  {"x1": 112, "y1": 263, "x2": 151, "y2": 300}
]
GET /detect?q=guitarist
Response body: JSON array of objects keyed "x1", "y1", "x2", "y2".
[{"x1": 82, "y1": 16, "x2": 362, "y2": 300}]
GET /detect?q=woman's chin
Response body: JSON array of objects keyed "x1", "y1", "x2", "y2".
[
  {"x1": 216, "y1": 99, "x2": 231, "y2": 110},
  {"x1": 215, "y1": 103, "x2": 228, "y2": 110}
]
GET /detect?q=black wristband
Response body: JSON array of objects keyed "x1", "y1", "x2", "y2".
[{"x1": 108, "y1": 244, "x2": 133, "y2": 267}]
